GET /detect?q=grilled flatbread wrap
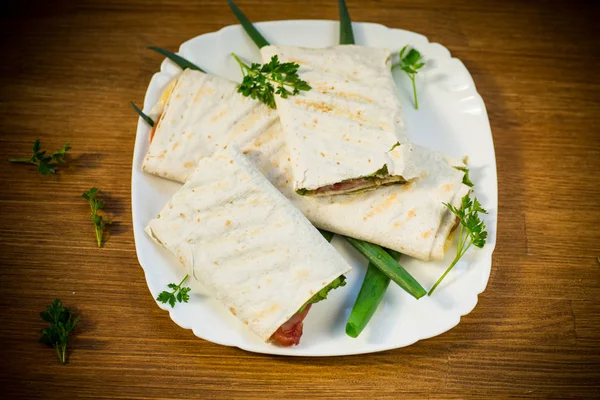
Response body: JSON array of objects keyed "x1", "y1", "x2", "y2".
[
  {"x1": 146, "y1": 146, "x2": 351, "y2": 343},
  {"x1": 260, "y1": 45, "x2": 420, "y2": 196},
  {"x1": 142, "y1": 70, "x2": 279, "y2": 182}
]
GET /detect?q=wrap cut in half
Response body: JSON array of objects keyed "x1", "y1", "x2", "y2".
[
  {"x1": 142, "y1": 70, "x2": 280, "y2": 182},
  {"x1": 260, "y1": 45, "x2": 420, "y2": 196},
  {"x1": 141, "y1": 68, "x2": 470, "y2": 261},
  {"x1": 146, "y1": 146, "x2": 352, "y2": 345}
]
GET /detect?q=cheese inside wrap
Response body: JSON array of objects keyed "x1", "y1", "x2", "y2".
[
  {"x1": 145, "y1": 146, "x2": 352, "y2": 342},
  {"x1": 260, "y1": 45, "x2": 421, "y2": 196},
  {"x1": 142, "y1": 69, "x2": 470, "y2": 261}
]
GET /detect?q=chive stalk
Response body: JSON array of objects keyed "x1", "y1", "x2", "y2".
[
  {"x1": 338, "y1": 0, "x2": 355, "y2": 45},
  {"x1": 130, "y1": 101, "x2": 155, "y2": 127},
  {"x1": 346, "y1": 249, "x2": 400, "y2": 338},
  {"x1": 227, "y1": 0, "x2": 270, "y2": 48},
  {"x1": 319, "y1": 229, "x2": 335, "y2": 242},
  {"x1": 147, "y1": 46, "x2": 205, "y2": 72},
  {"x1": 345, "y1": 237, "x2": 426, "y2": 299}
]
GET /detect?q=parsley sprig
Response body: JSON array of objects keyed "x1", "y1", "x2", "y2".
[
  {"x1": 39, "y1": 299, "x2": 79, "y2": 364},
  {"x1": 82, "y1": 187, "x2": 111, "y2": 248},
  {"x1": 392, "y1": 46, "x2": 425, "y2": 110},
  {"x1": 8, "y1": 139, "x2": 71, "y2": 175},
  {"x1": 232, "y1": 54, "x2": 311, "y2": 109},
  {"x1": 428, "y1": 194, "x2": 488, "y2": 295},
  {"x1": 157, "y1": 274, "x2": 191, "y2": 308}
]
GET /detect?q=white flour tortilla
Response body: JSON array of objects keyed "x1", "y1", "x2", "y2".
[
  {"x1": 260, "y1": 45, "x2": 420, "y2": 195},
  {"x1": 142, "y1": 69, "x2": 469, "y2": 260},
  {"x1": 142, "y1": 69, "x2": 279, "y2": 182},
  {"x1": 146, "y1": 146, "x2": 351, "y2": 341}
]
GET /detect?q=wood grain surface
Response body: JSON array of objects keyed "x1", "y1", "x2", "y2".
[{"x1": 1, "y1": 0, "x2": 599, "y2": 398}]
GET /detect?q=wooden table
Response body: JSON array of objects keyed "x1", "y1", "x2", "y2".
[{"x1": 1, "y1": 0, "x2": 599, "y2": 398}]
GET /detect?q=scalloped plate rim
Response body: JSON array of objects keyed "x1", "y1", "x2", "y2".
[{"x1": 131, "y1": 20, "x2": 497, "y2": 356}]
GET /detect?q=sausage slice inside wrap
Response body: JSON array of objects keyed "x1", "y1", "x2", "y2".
[{"x1": 146, "y1": 146, "x2": 352, "y2": 345}]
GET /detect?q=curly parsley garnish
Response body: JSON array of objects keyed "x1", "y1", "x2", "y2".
[
  {"x1": 8, "y1": 139, "x2": 71, "y2": 175},
  {"x1": 232, "y1": 53, "x2": 311, "y2": 109},
  {"x1": 428, "y1": 194, "x2": 488, "y2": 295},
  {"x1": 39, "y1": 299, "x2": 79, "y2": 364},
  {"x1": 157, "y1": 274, "x2": 191, "y2": 308}
]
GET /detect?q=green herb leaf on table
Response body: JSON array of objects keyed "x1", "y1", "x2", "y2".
[
  {"x1": 147, "y1": 46, "x2": 204, "y2": 72},
  {"x1": 232, "y1": 53, "x2": 311, "y2": 109},
  {"x1": 8, "y1": 139, "x2": 71, "y2": 175},
  {"x1": 157, "y1": 274, "x2": 191, "y2": 308},
  {"x1": 39, "y1": 299, "x2": 79, "y2": 364},
  {"x1": 131, "y1": 101, "x2": 155, "y2": 127},
  {"x1": 429, "y1": 194, "x2": 488, "y2": 295},
  {"x1": 392, "y1": 45, "x2": 425, "y2": 110},
  {"x1": 82, "y1": 187, "x2": 111, "y2": 248}
]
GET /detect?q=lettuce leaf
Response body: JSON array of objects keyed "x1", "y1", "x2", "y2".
[{"x1": 298, "y1": 275, "x2": 347, "y2": 313}]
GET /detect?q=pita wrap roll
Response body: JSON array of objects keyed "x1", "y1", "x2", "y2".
[
  {"x1": 259, "y1": 45, "x2": 420, "y2": 196},
  {"x1": 244, "y1": 136, "x2": 470, "y2": 261},
  {"x1": 142, "y1": 69, "x2": 279, "y2": 182},
  {"x1": 146, "y1": 146, "x2": 351, "y2": 343},
  {"x1": 142, "y1": 70, "x2": 469, "y2": 261}
]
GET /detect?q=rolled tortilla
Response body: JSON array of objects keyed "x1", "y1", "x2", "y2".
[
  {"x1": 146, "y1": 145, "x2": 352, "y2": 342},
  {"x1": 260, "y1": 45, "x2": 420, "y2": 196},
  {"x1": 142, "y1": 69, "x2": 470, "y2": 261},
  {"x1": 142, "y1": 69, "x2": 279, "y2": 182},
  {"x1": 245, "y1": 136, "x2": 470, "y2": 260}
]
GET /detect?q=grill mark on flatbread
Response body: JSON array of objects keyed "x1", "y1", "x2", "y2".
[
  {"x1": 291, "y1": 88, "x2": 397, "y2": 132},
  {"x1": 283, "y1": 62, "x2": 374, "y2": 84},
  {"x1": 292, "y1": 98, "x2": 376, "y2": 127},
  {"x1": 362, "y1": 193, "x2": 399, "y2": 220}
]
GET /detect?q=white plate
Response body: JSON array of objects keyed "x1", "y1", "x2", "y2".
[{"x1": 132, "y1": 20, "x2": 497, "y2": 356}]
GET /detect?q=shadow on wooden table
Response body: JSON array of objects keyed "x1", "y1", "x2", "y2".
[
  {"x1": 101, "y1": 192, "x2": 129, "y2": 241},
  {"x1": 67, "y1": 305, "x2": 109, "y2": 356},
  {"x1": 63, "y1": 152, "x2": 108, "y2": 173}
]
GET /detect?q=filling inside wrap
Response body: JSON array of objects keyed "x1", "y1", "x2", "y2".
[{"x1": 298, "y1": 169, "x2": 407, "y2": 196}]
